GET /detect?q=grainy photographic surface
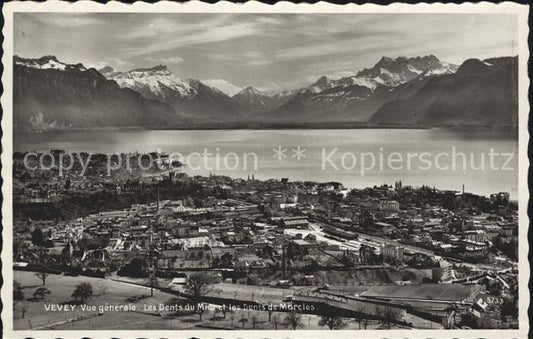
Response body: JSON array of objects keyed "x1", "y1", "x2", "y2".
[{"x1": 2, "y1": 2, "x2": 529, "y2": 339}]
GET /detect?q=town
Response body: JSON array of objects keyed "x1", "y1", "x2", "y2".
[{"x1": 12, "y1": 151, "x2": 519, "y2": 330}]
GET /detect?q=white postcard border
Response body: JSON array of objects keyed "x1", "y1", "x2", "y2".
[{"x1": 1, "y1": 1, "x2": 530, "y2": 338}]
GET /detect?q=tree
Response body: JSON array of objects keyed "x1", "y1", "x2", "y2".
[
  {"x1": 33, "y1": 287, "x2": 51, "y2": 300},
  {"x1": 212, "y1": 255, "x2": 221, "y2": 268},
  {"x1": 14, "y1": 281, "x2": 24, "y2": 302},
  {"x1": 185, "y1": 272, "x2": 212, "y2": 298},
  {"x1": 229, "y1": 311, "x2": 236, "y2": 327},
  {"x1": 212, "y1": 308, "x2": 222, "y2": 322},
  {"x1": 71, "y1": 282, "x2": 93, "y2": 303},
  {"x1": 319, "y1": 315, "x2": 347, "y2": 330},
  {"x1": 195, "y1": 303, "x2": 206, "y2": 321},
  {"x1": 31, "y1": 228, "x2": 45, "y2": 247},
  {"x1": 147, "y1": 248, "x2": 158, "y2": 297},
  {"x1": 251, "y1": 315, "x2": 259, "y2": 329},
  {"x1": 19, "y1": 302, "x2": 27, "y2": 319},
  {"x1": 375, "y1": 306, "x2": 385, "y2": 325},
  {"x1": 282, "y1": 311, "x2": 304, "y2": 330},
  {"x1": 220, "y1": 252, "x2": 234, "y2": 267},
  {"x1": 460, "y1": 312, "x2": 479, "y2": 328},
  {"x1": 118, "y1": 258, "x2": 147, "y2": 277},
  {"x1": 381, "y1": 306, "x2": 403, "y2": 329},
  {"x1": 272, "y1": 314, "x2": 280, "y2": 330},
  {"x1": 488, "y1": 280, "x2": 503, "y2": 296},
  {"x1": 354, "y1": 305, "x2": 366, "y2": 329},
  {"x1": 35, "y1": 269, "x2": 50, "y2": 286},
  {"x1": 14, "y1": 281, "x2": 26, "y2": 319},
  {"x1": 146, "y1": 271, "x2": 158, "y2": 297},
  {"x1": 222, "y1": 307, "x2": 233, "y2": 319},
  {"x1": 362, "y1": 318, "x2": 370, "y2": 329},
  {"x1": 444, "y1": 303, "x2": 458, "y2": 329},
  {"x1": 184, "y1": 273, "x2": 212, "y2": 323},
  {"x1": 239, "y1": 315, "x2": 249, "y2": 328},
  {"x1": 267, "y1": 308, "x2": 274, "y2": 322}
]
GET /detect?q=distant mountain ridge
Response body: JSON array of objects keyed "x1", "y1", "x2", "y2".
[
  {"x1": 271, "y1": 55, "x2": 459, "y2": 123},
  {"x1": 232, "y1": 86, "x2": 278, "y2": 112},
  {"x1": 356, "y1": 55, "x2": 458, "y2": 87},
  {"x1": 370, "y1": 56, "x2": 518, "y2": 127},
  {"x1": 15, "y1": 55, "x2": 87, "y2": 72},
  {"x1": 13, "y1": 54, "x2": 517, "y2": 129},
  {"x1": 14, "y1": 56, "x2": 178, "y2": 130},
  {"x1": 104, "y1": 65, "x2": 242, "y2": 122}
]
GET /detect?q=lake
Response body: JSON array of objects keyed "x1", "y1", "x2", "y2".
[{"x1": 14, "y1": 128, "x2": 518, "y2": 199}]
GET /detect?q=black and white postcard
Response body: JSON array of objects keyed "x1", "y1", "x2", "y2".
[{"x1": 1, "y1": 2, "x2": 529, "y2": 338}]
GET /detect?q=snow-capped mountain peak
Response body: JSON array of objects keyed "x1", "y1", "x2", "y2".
[
  {"x1": 306, "y1": 76, "x2": 333, "y2": 94},
  {"x1": 106, "y1": 65, "x2": 196, "y2": 99},
  {"x1": 278, "y1": 54, "x2": 461, "y2": 119},
  {"x1": 303, "y1": 55, "x2": 459, "y2": 97},
  {"x1": 15, "y1": 55, "x2": 87, "y2": 72},
  {"x1": 202, "y1": 79, "x2": 242, "y2": 97},
  {"x1": 239, "y1": 86, "x2": 262, "y2": 95},
  {"x1": 355, "y1": 55, "x2": 457, "y2": 88},
  {"x1": 422, "y1": 61, "x2": 458, "y2": 77}
]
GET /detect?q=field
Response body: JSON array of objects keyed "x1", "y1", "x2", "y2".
[
  {"x1": 13, "y1": 271, "x2": 399, "y2": 330},
  {"x1": 14, "y1": 271, "x2": 176, "y2": 330},
  {"x1": 207, "y1": 283, "x2": 289, "y2": 303},
  {"x1": 360, "y1": 284, "x2": 480, "y2": 301}
]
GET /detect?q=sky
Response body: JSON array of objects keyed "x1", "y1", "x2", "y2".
[{"x1": 14, "y1": 13, "x2": 518, "y2": 92}]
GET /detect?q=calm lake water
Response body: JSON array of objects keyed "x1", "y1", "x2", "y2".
[{"x1": 14, "y1": 128, "x2": 518, "y2": 199}]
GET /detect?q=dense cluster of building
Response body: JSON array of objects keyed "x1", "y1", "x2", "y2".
[{"x1": 12, "y1": 153, "x2": 519, "y2": 329}]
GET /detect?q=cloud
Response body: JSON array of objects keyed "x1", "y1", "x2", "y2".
[
  {"x1": 248, "y1": 59, "x2": 271, "y2": 66},
  {"x1": 86, "y1": 58, "x2": 132, "y2": 71},
  {"x1": 244, "y1": 51, "x2": 271, "y2": 66},
  {"x1": 86, "y1": 61, "x2": 108, "y2": 70},
  {"x1": 324, "y1": 70, "x2": 358, "y2": 80},
  {"x1": 275, "y1": 36, "x2": 396, "y2": 62},
  {"x1": 115, "y1": 59, "x2": 133, "y2": 68},
  {"x1": 103, "y1": 59, "x2": 132, "y2": 70},
  {"x1": 20, "y1": 13, "x2": 104, "y2": 28},
  {"x1": 147, "y1": 56, "x2": 184, "y2": 64},
  {"x1": 121, "y1": 15, "x2": 230, "y2": 40},
  {"x1": 254, "y1": 16, "x2": 282, "y2": 25},
  {"x1": 244, "y1": 51, "x2": 263, "y2": 59},
  {"x1": 14, "y1": 13, "x2": 518, "y2": 94},
  {"x1": 208, "y1": 54, "x2": 235, "y2": 61},
  {"x1": 255, "y1": 81, "x2": 284, "y2": 93},
  {"x1": 54, "y1": 17, "x2": 103, "y2": 27},
  {"x1": 125, "y1": 22, "x2": 263, "y2": 57}
]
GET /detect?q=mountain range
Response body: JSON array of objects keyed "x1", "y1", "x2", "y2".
[
  {"x1": 370, "y1": 57, "x2": 518, "y2": 126},
  {"x1": 13, "y1": 54, "x2": 517, "y2": 130},
  {"x1": 14, "y1": 56, "x2": 177, "y2": 130}
]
